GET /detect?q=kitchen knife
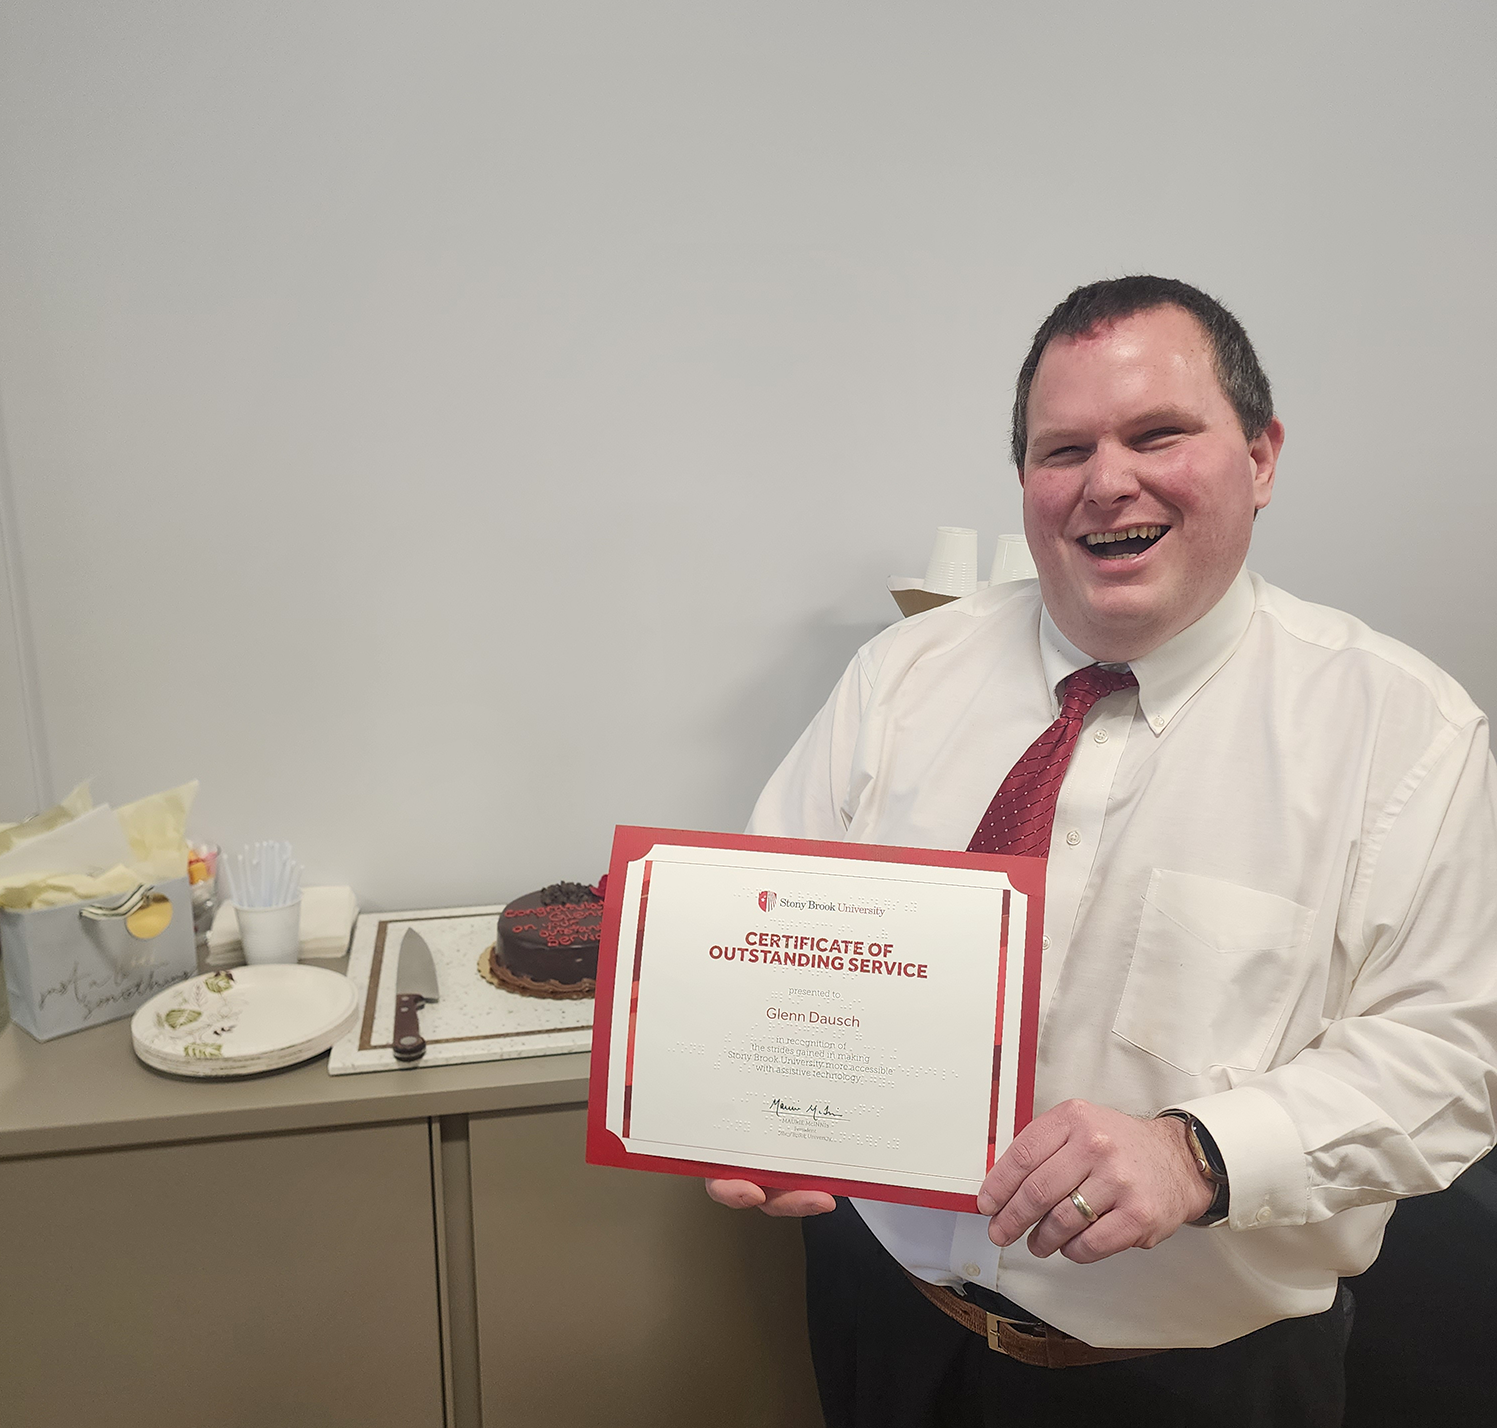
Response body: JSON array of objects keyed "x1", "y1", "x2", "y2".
[{"x1": 393, "y1": 927, "x2": 440, "y2": 1063}]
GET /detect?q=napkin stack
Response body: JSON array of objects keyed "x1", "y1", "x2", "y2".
[{"x1": 207, "y1": 886, "x2": 360, "y2": 966}]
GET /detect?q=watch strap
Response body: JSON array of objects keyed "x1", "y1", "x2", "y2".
[{"x1": 1157, "y1": 1109, "x2": 1230, "y2": 1225}]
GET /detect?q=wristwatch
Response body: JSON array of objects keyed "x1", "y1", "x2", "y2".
[{"x1": 1156, "y1": 1109, "x2": 1230, "y2": 1226}]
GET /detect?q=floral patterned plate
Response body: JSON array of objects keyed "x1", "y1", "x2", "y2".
[{"x1": 130, "y1": 965, "x2": 358, "y2": 1077}]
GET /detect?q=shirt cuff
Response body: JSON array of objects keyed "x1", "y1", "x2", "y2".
[{"x1": 1169, "y1": 1086, "x2": 1308, "y2": 1231}]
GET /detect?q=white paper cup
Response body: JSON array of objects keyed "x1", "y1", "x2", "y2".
[
  {"x1": 922, "y1": 526, "x2": 978, "y2": 597},
  {"x1": 989, "y1": 533, "x2": 1038, "y2": 584},
  {"x1": 238, "y1": 899, "x2": 303, "y2": 965}
]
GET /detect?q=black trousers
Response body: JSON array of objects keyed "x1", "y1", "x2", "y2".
[{"x1": 804, "y1": 1199, "x2": 1352, "y2": 1428}]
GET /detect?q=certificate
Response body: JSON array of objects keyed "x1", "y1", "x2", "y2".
[{"x1": 586, "y1": 827, "x2": 1045, "y2": 1211}]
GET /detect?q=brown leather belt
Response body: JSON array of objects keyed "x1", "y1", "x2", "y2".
[{"x1": 903, "y1": 1270, "x2": 1162, "y2": 1369}]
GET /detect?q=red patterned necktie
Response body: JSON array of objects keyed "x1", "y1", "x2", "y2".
[{"x1": 967, "y1": 665, "x2": 1138, "y2": 857}]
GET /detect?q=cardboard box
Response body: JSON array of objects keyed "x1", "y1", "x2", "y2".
[
  {"x1": 0, "y1": 877, "x2": 196, "y2": 1041},
  {"x1": 887, "y1": 577, "x2": 969, "y2": 618}
]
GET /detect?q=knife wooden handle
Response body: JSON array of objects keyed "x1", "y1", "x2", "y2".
[{"x1": 393, "y1": 992, "x2": 426, "y2": 1062}]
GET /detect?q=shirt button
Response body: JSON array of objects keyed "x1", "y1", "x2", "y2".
[
  {"x1": 962, "y1": 1262, "x2": 983, "y2": 1279},
  {"x1": 1041, "y1": 935, "x2": 1051, "y2": 951},
  {"x1": 1151, "y1": 715, "x2": 1165, "y2": 731},
  {"x1": 1065, "y1": 829, "x2": 1081, "y2": 846},
  {"x1": 1255, "y1": 1207, "x2": 1271, "y2": 1224},
  {"x1": 1092, "y1": 728, "x2": 1109, "y2": 744}
]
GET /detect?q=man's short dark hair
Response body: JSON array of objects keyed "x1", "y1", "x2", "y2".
[{"x1": 1010, "y1": 276, "x2": 1274, "y2": 469}]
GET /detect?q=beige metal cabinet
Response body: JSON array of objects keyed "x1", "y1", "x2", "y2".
[
  {"x1": 0, "y1": 1012, "x2": 825, "y2": 1428},
  {"x1": 0, "y1": 1120, "x2": 445, "y2": 1428},
  {"x1": 467, "y1": 1106, "x2": 823, "y2": 1427}
]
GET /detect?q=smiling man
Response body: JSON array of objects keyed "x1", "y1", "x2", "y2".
[
  {"x1": 1017, "y1": 299, "x2": 1279, "y2": 664},
  {"x1": 710, "y1": 277, "x2": 1497, "y2": 1427}
]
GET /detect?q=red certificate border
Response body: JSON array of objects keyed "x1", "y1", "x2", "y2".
[
  {"x1": 585, "y1": 826, "x2": 1046, "y2": 1213},
  {"x1": 986, "y1": 889, "x2": 1011, "y2": 1171}
]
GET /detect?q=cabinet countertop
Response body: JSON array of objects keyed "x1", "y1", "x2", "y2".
[{"x1": 0, "y1": 959, "x2": 589, "y2": 1160}]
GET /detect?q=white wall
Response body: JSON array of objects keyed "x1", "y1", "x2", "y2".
[{"x1": 1, "y1": 2, "x2": 1493, "y2": 909}]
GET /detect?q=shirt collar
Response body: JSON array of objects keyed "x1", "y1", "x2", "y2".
[{"x1": 1037, "y1": 565, "x2": 1257, "y2": 734}]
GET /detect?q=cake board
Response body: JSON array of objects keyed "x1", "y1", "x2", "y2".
[{"x1": 328, "y1": 904, "x2": 593, "y2": 1075}]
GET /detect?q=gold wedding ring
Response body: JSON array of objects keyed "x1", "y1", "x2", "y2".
[{"x1": 1069, "y1": 1188, "x2": 1099, "y2": 1224}]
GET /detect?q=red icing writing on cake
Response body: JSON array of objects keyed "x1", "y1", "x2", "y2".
[{"x1": 504, "y1": 903, "x2": 602, "y2": 948}]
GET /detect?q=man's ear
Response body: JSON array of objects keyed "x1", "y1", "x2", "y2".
[{"x1": 1250, "y1": 417, "x2": 1284, "y2": 511}]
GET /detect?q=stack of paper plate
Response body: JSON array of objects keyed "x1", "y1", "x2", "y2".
[{"x1": 131, "y1": 965, "x2": 359, "y2": 1077}]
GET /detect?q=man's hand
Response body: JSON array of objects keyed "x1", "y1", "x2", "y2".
[
  {"x1": 975, "y1": 1100, "x2": 1214, "y2": 1264},
  {"x1": 705, "y1": 1178, "x2": 836, "y2": 1217}
]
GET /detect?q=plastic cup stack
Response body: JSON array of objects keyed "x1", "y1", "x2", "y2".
[
  {"x1": 922, "y1": 527, "x2": 979, "y2": 597},
  {"x1": 989, "y1": 533, "x2": 1038, "y2": 585},
  {"x1": 225, "y1": 840, "x2": 303, "y2": 966}
]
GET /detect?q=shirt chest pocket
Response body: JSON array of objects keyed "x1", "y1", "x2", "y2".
[{"x1": 1112, "y1": 869, "x2": 1315, "y2": 1075}]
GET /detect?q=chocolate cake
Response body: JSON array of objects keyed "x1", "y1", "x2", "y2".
[{"x1": 486, "y1": 881, "x2": 603, "y2": 998}]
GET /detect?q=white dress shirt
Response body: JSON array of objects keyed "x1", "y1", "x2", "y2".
[{"x1": 747, "y1": 567, "x2": 1497, "y2": 1349}]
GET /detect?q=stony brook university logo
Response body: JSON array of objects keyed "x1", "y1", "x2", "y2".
[{"x1": 758, "y1": 890, "x2": 778, "y2": 913}]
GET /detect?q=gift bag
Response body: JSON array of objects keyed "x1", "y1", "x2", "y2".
[{"x1": 0, "y1": 877, "x2": 196, "y2": 1040}]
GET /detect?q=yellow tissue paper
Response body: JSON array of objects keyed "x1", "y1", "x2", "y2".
[{"x1": 0, "y1": 780, "x2": 198, "y2": 910}]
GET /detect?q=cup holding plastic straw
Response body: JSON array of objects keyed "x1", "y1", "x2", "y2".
[
  {"x1": 239, "y1": 899, "x2": 303, "y2": 965},
  {"x1": 989, "y1": 533, "x2": 1038, "y2": 585},
  {"x1": 923, "y1": 526, "x2": 979, "y2": 597}
]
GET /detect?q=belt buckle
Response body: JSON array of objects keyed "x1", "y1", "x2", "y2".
[
  {"x1": 985, "y1": 1312, "x2": 1002, "y2": 1353},
  {"x1": 984, "y1": 1312, "x2": 1049, "y2": 1356}
]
